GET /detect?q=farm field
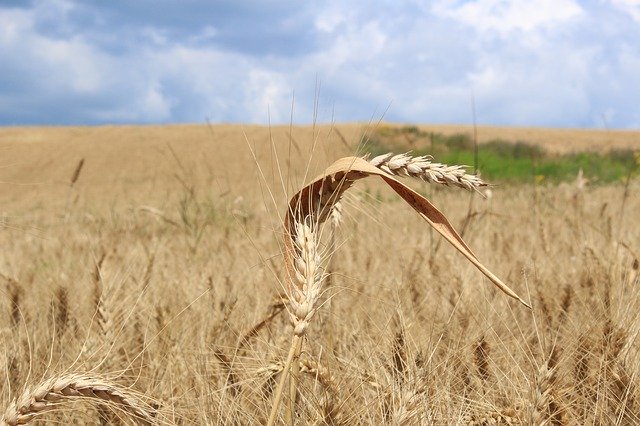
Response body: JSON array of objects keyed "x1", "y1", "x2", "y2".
[{"x1": 1, "y1": 123, "x2": 639, "y2": 424}]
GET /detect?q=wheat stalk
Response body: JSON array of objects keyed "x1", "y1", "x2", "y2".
[
  {"x1": 369, "y1": 152, "x2": 487, "y2": 190},
  {"x1": 530, "y1": 362, "x2": 555, "y2": 425},
  {"x1": 69, "y1": 158, "x2": 85, "y2": 187},
  {"x1": 1, "y1": 274, "x2": 23, "y2": 329},
  {"x1": 299, "y1": 358, "x2": 343, "y2": 424},
  {"x1": 270, "y1": 154, "x2": 530, "y2": 425},
  {"x1": 530, "y1": 349, "x2": 561, "y2": 426},
  {"x1": 283, "y1": 156, "x2": 529, "y2": 308},
  {"x1": 268, "y1": 220, "x2": 327, "y2": 426},
  {"x1": 54, "y1": 286, "x2": 69, "y2": 338},
  {"x1": 1, "y1": 373, "x2": 155, "y2": 425},
  {"x1": 473, "y1": 336, "x2": 491, "y2": 384}
]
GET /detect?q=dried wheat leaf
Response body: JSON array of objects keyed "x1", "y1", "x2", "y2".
[{"x1": 285, "y1": 156, "x2": 531, "y2": 309}]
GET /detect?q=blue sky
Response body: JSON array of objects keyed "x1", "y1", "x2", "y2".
[{"x1": 0, "y1": 0, "x2": 639, "y2": 128}]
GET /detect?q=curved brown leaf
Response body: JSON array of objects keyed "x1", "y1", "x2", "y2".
[{"x1": 284, "y1": 156, "x2": 531, "y2": 309}]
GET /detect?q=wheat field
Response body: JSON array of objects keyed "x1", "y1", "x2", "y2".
[{"x1": 1, "y1": 124, "x2": 639, "y2": 424}]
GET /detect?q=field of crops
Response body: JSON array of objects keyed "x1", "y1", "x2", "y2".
[{"x1": 1, "y1": 124, "x2": 639, "y2": 424}]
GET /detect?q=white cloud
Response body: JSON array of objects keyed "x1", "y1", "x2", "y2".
[
  {"x1": 243, "y1": 69, "x2": 291, "y2": 123},
  {"x1": 188, "y1": 25, "x2": 218, "y2": 44},
  {"x1": 433, "y1": 0, "x2": 583, "y2": 35},
  {"x1": 611, "y1": 0, "x2": 640, "y2": 22},
  {"x1": 313, "y1": 19, "x2": 387, "y2": 76},
  {"x1": 0, "y1": 6, "x2": 105, "y2": 95},
  {"x1": 140, "y1": 27, "x2": 170, "y2": 46},
  {"x1": 314, "y1": 9, "x2": 346, "y2": 33},
  {"x1": 0, "y1": 9, "x2": 26, "y2": 42}
]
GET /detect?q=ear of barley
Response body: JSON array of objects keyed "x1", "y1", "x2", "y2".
[
  {"x1": 369, "y1": 152, "x2": 487, "y2": 190},
  {"x1": 1, "y1": 374, "x2": 155, "y2": 426}
]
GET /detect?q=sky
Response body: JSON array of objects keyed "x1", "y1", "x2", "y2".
[{"x1": 0, "y1": 0, "x2": 639, "y2": 128}]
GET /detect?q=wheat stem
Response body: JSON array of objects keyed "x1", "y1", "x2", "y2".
[{"x1": 268, "y1": 334, "x2": 302, "y2": 426}]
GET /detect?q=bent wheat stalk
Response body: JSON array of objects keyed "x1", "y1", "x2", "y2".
[
  {"x1": 1, "y1": 373, "x2": 155, "y2": 425},
  {"x1": 268, "y1": 154, "x2": 530, "y2": 426},
  {"x1": 284, "y1": 156, "x2": 529, "y2": 307}
]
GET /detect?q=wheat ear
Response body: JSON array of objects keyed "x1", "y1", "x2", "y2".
[
  {"x1": 268, "y1": 220, "x2": 326, "y2": 426},
  {"x1": 530, "y1": 362, "x2": 555, "y2": 426},
  {"x1": 288, "y1": 221, "x2": 327, "y2": 336},
  {"x1": 369, "y1": 152, "x2": 487, "y2": 190},
  {"x1": 1, "y1": 373, "x2": 155, "y2": 425},
  {"x1": 530, "y1": 349, "x2": 560, "y2": 425}
]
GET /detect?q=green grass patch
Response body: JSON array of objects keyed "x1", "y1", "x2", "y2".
[{"x1": 365, "y1": 126, "x2": 639, "y2": 184}]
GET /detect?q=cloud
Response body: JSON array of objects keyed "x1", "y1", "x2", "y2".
[
  {"x1": 611, "y1": 0, "x2": 640, "y2": 23},
  {"x1": 433, "y1": 0, "x2": 583, "y2": 34},
  {"x1": 0, "y1": 5, "x2": 172, "y2": 123},
  {"x1": 0, "y1": 0, "x2": 639, "y2": 128}
]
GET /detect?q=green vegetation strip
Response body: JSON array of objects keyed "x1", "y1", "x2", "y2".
[{"x1": 366, "y1": 126, "x2": 639, "y2": 184}]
